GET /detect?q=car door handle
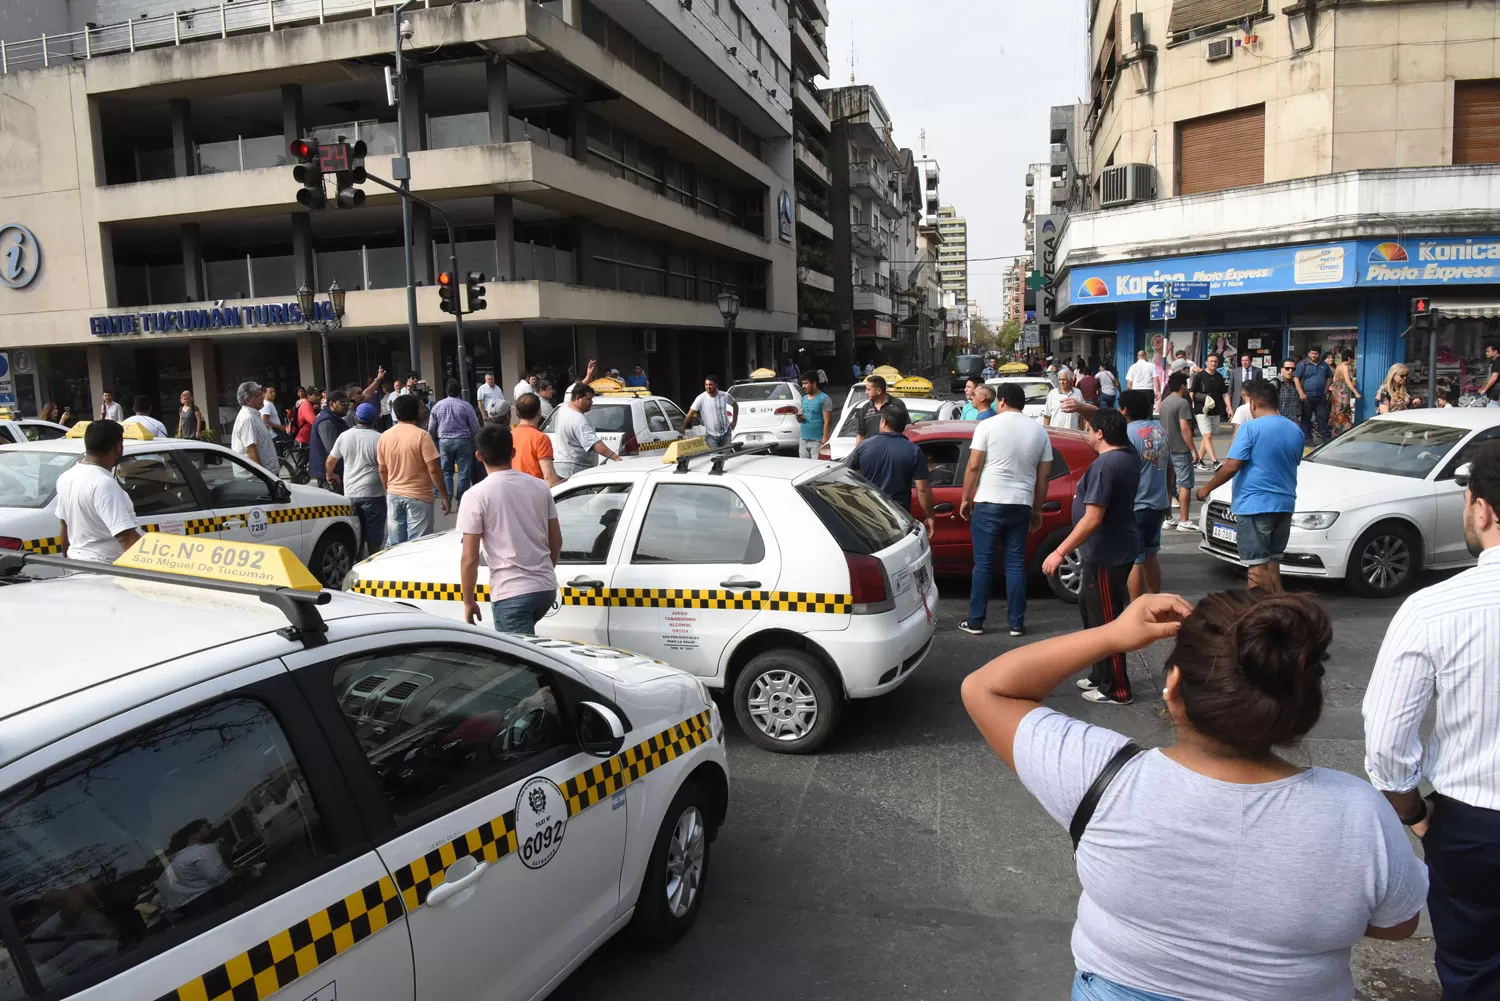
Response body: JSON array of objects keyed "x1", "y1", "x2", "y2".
[
  {"x1": 568, "y1": 577, "x2": 605, "y2": 589},
  {"x1": 720, "y1": 580, "x2": 762, "y2": 589},
  {"x1": 1042, "y1": 501, "x2": 1062, "y2": 513},
  {"x1": 424, "y1": 861, "x2": 489, "y2": 907},
  {"x1": 932, "y1": 502, "x2": 954, "y2": 514}
]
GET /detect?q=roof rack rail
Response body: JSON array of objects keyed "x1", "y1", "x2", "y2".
[
  {"x1": 669, "y1": 440, "x2": 780, "y2": 475},
  {"x1": 0, "y1": 552, "x2": 331, "y2": 647}
]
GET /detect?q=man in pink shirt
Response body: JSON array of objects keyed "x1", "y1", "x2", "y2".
[{"x1": 459, "y1": 424, "x2": 562, "y2": 633}]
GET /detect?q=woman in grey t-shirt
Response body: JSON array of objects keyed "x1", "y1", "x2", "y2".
[{"x1": 962, "y1": 591, "x2": 1426, "y2": 1001}]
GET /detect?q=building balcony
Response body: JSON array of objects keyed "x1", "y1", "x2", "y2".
[
  {"x1": 849, "y1": 163, "x2": 887, "y2": 199},
  {"x1": 851, "y1": 224, "x2": 888, "y2": 258},
  {"x1": 795, "y1": 201, "x2": 834, "y2": 241},
  {"x1": 797, "y1": 325, "x2": 835, "y2": 343},
  {"x1": 794, "y1": 142, "x2": 831, "y2": 185},
  {"x1": 794, "y1": 80, "x2": 831, "y2": 134},
  {"x1": 853, "y1": 285, "x2": 892, "y2": 315},
  {"x1": 797, "y1": 0, "x2": 831, "y2": 26},
  {"x1": 791, "y1": 16, "x2": 831, "y2": 80},
  {"x1": 798, "y1": 265, "x2": 835, "y2": 292}
]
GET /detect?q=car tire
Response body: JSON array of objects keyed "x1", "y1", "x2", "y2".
[
  {"x1": 629, "y1": 780, "x2": 713, "y2": 947},
  {"x1": 732, "y1": 648, "x2": 842, "y2": 754},
  {"x1": 1036, "y1": 529, "x2": 1083, "y2": 604},
  {"x1": 309, "y1": 527, "x2": 356, "y2": 588},
  {"x1": 1346, "y1": 522, "x2": 1420, "y2": 598}
]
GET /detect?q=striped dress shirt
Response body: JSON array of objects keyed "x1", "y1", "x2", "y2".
[{"x1": 1363, "y1": 546, "x2": 1500, "y2": 809}]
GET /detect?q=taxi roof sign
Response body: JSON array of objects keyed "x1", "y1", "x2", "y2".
[
  {"x1": 65, "y1": 420, "x2": 155, "y2": 440},
  {"x1": 116, "y1": 534, "x2": 322, "y2": 592},
  {"x1": 890, "y1": 376, "x2": 934, "y2": 398},
  {"x1": 662, "y1": 436, "x2": 710, "y2": 464},
  {"x1": 748, "y1": 367, "x2": 776, "y2": 380}
]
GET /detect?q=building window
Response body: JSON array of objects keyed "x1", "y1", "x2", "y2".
[
  {"x1": 1167, "y1": 0, "x2": 1267, "y2": 41},
  {"x1": 1454, "y1": 80, "x2": 1500, "y2": 165},
  {"x1": 1176, "y1": 104, "x2": 1265, "y2": 196}
]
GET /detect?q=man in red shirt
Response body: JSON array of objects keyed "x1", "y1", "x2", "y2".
[{"x1": 294, "y1": 388, "x2": 321, "y2": 445}]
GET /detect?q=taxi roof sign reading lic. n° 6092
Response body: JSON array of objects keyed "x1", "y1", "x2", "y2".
[{"x1": 115, "y1": 534, "x2": 322, "y2": 591}]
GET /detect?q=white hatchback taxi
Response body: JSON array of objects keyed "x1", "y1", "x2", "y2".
[
  {"x1": 0, "y1": 538, "x2": 728, "y2": 1001},
  {"x1": 726, "y1": 380, "x2": 801, "y2": 454},
  {"x1": 1200, "y1": 408, "x2": 1500, "y2": 596},
  {"x1": 542, "y1": 390, "x2": 699, "y2": 458},
  {"x1": 347, "y1": 441, "x2": 938, "y2": 753}
]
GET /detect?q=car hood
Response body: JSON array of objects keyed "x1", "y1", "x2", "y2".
[
  {"x1": 288, "y1": 482, "x2": 349, "y2": 505},
  {"x1": 1208, "y1": 459, "x2": 1427, "y2": 509},
  {"x1": 353, "y1": 530, "x2": 460, "y2": 566}
]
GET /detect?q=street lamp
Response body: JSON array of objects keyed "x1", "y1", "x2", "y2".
[
  {"x1": 297, "y1": 278, "x2": 346, "y2": 388},
  {"x1": 716, "y1": 287, "x2": 740, "y2": 382}
]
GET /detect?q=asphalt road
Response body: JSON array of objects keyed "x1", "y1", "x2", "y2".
[{"x1": 552, "y1": 525, "x2": 1447, "y2": 1001}]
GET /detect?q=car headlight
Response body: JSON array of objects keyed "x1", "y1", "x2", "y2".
[
  {"x1": 342, "y1": 568, "x2": 360, "y2": 591},
  {"x1": 694, "y1": 678, "x2": 714, "y2": 709},
  {"x1": 1290, "y1": 511, "x2": 1339, "y2": 531}
]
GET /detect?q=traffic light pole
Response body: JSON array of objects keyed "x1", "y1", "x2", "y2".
[{"x1": 364, "y1": 171, "x2": 470, "y2": 406}]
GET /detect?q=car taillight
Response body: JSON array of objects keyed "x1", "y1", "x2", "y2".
[
  {"x1": 774, "y1": 405, "x2": 799, "y2": 416},
  {"x1": 818, "y1": 443, "x2": 831, "y2": 460},
  {"x1": 845, "y1": 552, "x2": 892, "y2": 613},
  {"x1": 620, "y1": 432, "x2": 638, "y2": 455},
  {"x1": 0, "y1": 537, "x2": 20, "y2": 550}
]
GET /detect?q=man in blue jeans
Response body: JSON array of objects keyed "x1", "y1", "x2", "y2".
[
  {"x1": 460, "y1": 424, "x2": 563, "y2": 633},
  {"x1": 1294, "y1": 347, "x2": 1334, "y2": 445},
  {"x1": 957, "y1": 382, "x2": 1053, "y2": 637},
  {"x1": 429, "y1": 378, "x2": 482, "y2": 503}
]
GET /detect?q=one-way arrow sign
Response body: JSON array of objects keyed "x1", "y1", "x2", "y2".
[{"x1": 1146, "y1": 282, "x2": 1168, "y2": 299}]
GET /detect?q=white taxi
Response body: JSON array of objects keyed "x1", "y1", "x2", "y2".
[
  {"x1": 825, "y1": 395, "x2": 963, "y2": 460},
  {"x1": 1199, "y1": 408, "x2": 1500, "y2": 597},
  {"x1": 0, "y1": 537, "x2": 728, "y2": 1001},
  {"x1": 0, "y1": 418, "x2": 69, "y2": 445},
  {"x1": 346, "y1": 440, "x2": 938, "y2": 753},
  {"x1": 984, "y1": 377, "x2": 1053, "y2": 420},
  {"x1": 726, "y1": 380, "x2": 802, "y2": 454},
  {"x1": 0, "y1": 427, "x2": 361, "y2": 586},
  {"x1": 542, "y1": 387, "x2": 700, "y2": 459}
]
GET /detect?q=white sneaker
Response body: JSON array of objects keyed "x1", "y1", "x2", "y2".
[
  {"x1": 1076, "y1": 679, "x2": 1098, "y2": 691},
  {"x1": 1176, "y1": 521, "x2": 1200, "y2": 532},
  {"x1": 1163, "y1": 517, "x2": 1179, "y2": 529}
]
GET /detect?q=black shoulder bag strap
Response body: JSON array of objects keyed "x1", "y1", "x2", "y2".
[{"x1": 1069, "y1": 742, "x2": 1145, "y2": 851}]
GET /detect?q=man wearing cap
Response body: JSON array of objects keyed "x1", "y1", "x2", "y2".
[
  {"x1": 328, "y1": 403, "x2": 386, "y2": 555},
  {"x1": 309, "y1": 390, "x2": 350, "y2": 491}
]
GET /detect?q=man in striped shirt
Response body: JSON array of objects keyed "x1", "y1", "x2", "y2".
[{"x1": 1364, "y1": 440, "x2": 1500, "y2": 1000}]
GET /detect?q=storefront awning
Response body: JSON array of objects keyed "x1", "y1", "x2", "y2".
[{"x1": 1431, "y1": 301, "x2": 1500, "y2": 319}]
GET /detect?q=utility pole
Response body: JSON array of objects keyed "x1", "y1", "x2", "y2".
[{"x1": 393, "y1": 2, "x2": 419, "y2": 381}]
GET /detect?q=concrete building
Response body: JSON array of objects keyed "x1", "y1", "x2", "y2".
[
  {"x1": 789, "y1": 0, "x2": 836, "y2": 365},
  {"x1": 1002, "y1": 256, "x2": 1026, "y2": 323},
  {"x1": 936, "y1": 206, "x2": 968, "y2": 340},
  {"x1": 1056, "y1": 0, "x2": 1500, "y2": 415},
  {"x1": 1049, "y1": 102, "x2": 1091, "y2": 213},
  {"x1": 826, "y1": 85, "x2": 895, "y2": 368},
  {"x1": 0, "y1": 0, "x2": 800, "y2": 424},
  {"x1": 892, "y1": 148, "x2": 945, "y2": 376}
]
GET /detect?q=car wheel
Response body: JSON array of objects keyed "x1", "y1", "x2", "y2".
[
  {"x1": 309, "y1": 528, "x2": 356, "y2": 588},
  {"x1": 630, "y1": 780, "x2": 712, "y2": 946},
  {"x1": 732, "y1": 648, "x2": 842, "y2": 754},
  {"x1": 1347, "y1": 522, "x2": 1420, "y2": 598},
  {"x1": 1037, "y1": 530, "x2": 1082, "y2": 604}
]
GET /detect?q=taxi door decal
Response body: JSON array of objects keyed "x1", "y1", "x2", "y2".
[
  {"x1": 350, "y1": 581, "x2": 853, "y2": 614},
  {"x1": 155, "y1": 711, "x2": 712, "y2": 1001}
]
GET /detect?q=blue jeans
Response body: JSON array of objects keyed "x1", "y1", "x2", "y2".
[
  {"x1": 492, "y1": 588, "x2": 557, "y2": 634},
  {"x1": 706, "y1": 431, "x2": 732, "y2": 450},
  {"x1": 1072, "y1": 972, "x2": 1181, "y2": 1001},
  {"x1": 386, "y1": 494, "x2": 435, "y2": 545},
  {"x1": 350, "y1": 495, "x2": 387, "y2": 554},
  {"x1": 439, "y1": 435, "x2": 474, "y2": 502},
  {"x1": 1300, "y1": 394, "x2": 1331, "y2": 443},
  {"x1": 968, "y1": 502, "x2": 1030, "y2": 629},
  {"x1": 1098, "y1": 394, "x2": 1116, "y2": 410}
]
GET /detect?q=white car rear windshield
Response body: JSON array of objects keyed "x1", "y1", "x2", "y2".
[
  {"x1": 1305, "y1": 420, "x2": 1467, "y2": 479},
  {"x1": 0, "y1": 451, "x2": 77, "y2": 509},
  {"x1": 798, "y1": 468, "x2": 910, "y2": 555},
  {"x1": 730, "y1": 384, "x2": 796, "y2": 402}
]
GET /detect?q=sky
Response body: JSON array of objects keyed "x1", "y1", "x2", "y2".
[{"x1": 823, "y1": 0, "x2": 1091, "y2": 319}]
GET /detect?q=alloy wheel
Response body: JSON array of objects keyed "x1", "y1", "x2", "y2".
[
  {"x1": 665, "y1": 805, "x2": 706, "y2": 918},
  {"x1": 746, "y1": 669, "x2": 818, "y2": 741},
  {"x1": 319, "y1": 539, "x2": 353, "y2": 586},
  {"x1": 1058, "y1": 550, "x2": 1082, "y2": 596},
  {"x1": 1359, "y1": 533, "x2": 1410, "y2": 592}
]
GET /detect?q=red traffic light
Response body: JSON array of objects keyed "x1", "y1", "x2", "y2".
[
  {"x1": 289, "y1": 139, "x2": 317, "y2": 160},
  {"x1": 1412, "y1": 297, "x2": 1431, "y2": 316},
  {"x1": 438, "y1": 272, "x2": 454, "y2": 286}
]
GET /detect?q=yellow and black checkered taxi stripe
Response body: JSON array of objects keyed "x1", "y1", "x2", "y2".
[
  {"x1": 155, "y1": 710, "x2": 713, "y2": 1001},
  {"x1": 636, "y1": 438, "x2": 673, "y2": 452},
  {"x1": 25, "y1": 506, "x2": 354, "y2": 556},
  {"x1": 350, "y1": 581, "x2": 854, "y2": 615}
]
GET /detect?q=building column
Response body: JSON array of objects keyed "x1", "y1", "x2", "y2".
[
  {"x1": 281, "y1": 83, "x2": 305, "y2": 145},
  {"x1": 665, "y1": 330, "x2": 683, "y2": 404},
  {"x1": 568, "y1": 99, "x2": 589, "y2": 164},
  {"x1": 560, "y1": 0, "x2": 582, "y2": 26},
  {"x1": 1114, "y1": 307, "x2": 1139, "y2": 380},
  {"x1": 402, "y1": 66, "x2": 427, "y2": 153},
  {"x1": 189, "y1": 339, "x2": 219, "y2": 435},
  {"x1": 181, "y1": 223, "x2": 205, "y2": 302},
  {"x1": 497, "y1": 321, "x2": 525, "y2": 402},
  {"x1": 413, "y1": 206, "x2": 435, "y2": 285},
  {"x1": 86, "y1": 345, "x2": 115, "y2": 420},
  {"x1": 297, "y1": 330, "x2": 323, "y2": 389},
  {"x1": 170, "y1": 99, "x2": 195, "y2": 178},
  {"x1": 493, "y1": 196, "x2": 515, "y2": 282},
  {"x1": 291, "y1": 213, "x2": 315, "y2": 289},
  {"x1": 575, "y1": 326, "x2": 598, "y2": 377},
  {"x1": 486, "y1": 58, "x2": 510, "y2": 143},
  {"x1": 419, "y1": 325, "x2": 443, "y2": 387}
]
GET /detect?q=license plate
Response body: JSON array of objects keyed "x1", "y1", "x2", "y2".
[
  {"x1": 893, "y1": 569, "x2": 913, "y2": 595},
  {"x1": 916, "y1": 565, "x2": 931, "y2": 591},
  {"x1": 745, "y1": 433, "x2": 766, "y2": 441},
  {"x1": 1211, "y1": 524, "x2": 1237, "y2": 543}
]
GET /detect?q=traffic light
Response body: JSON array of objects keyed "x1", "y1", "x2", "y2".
[
  {"x1": 332, "y1": 140, "x2": 368, "y2": 210},
  {"x1": 465, "y1": 272, "x2": 487, "y2": 313},
  {"x1": 438, "y1": 271, "x2": 457, "y2": 314},
  {"x1": 1411, "y1": 297, "x2": 1431, "y2": 317},
  {"x1": 290, "y1": 139, "x2": 325, "y2": 209}
]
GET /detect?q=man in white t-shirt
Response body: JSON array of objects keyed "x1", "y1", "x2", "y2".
[
  {"x1": 958, "y1": 382, "x2": 1053, "y2": 637},
  {"x1": 476, "y1": 374, "x2": 505, "y2": 420},
  {"x1": 259, "y1": 386, "x2": 284, "y2": 433},
  {"x1": 230, "y1": 381, "x2": 278, "y2": 471},
  {"x1": 122, "y1": 395, "x2": 170, "y2": 439},
  {"x1": 1125, "y1": 350, "x2": 1158, "y2": 394},
  {"x1": 52, "y1": 420, "x2": 140, "y2": 563},
  {"x1": 1044, "y1": 370, "x2": 1086, "y2": 431},
  {"x1": 553, "y1": 383, "x2": 621, "y2": 479},
  {"x1": 682, "y1": 376, "x2": 736, "y2": 449},
  {"x1": 328, "y1": 403, "x2": 387, "y2": 554}
]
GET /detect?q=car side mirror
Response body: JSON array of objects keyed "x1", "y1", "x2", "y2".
[
  {"x1": 578, "y1": 700, "x2": 625, "y2": 758},
  {"x1": 1455, "y1": 462, "x2": 1473, "y2": 488},
  {"x1": 273, "y1": 480, "x2": 292, "y2": 504}
]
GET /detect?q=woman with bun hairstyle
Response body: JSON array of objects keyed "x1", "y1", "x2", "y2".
[{"x1": 963, "y1": 590, "x2": 1427, "y2": 1001}]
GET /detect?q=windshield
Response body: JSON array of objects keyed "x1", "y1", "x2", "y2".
[
  {"x1": 1305, "y1": 420, "x2": 1468, "y2": 479},
  {"x1": 729, "y1": 383, "x2": 795, "y2": 402},
  {"x1": 0, "y1": 451, "x2": 78, "y2": 508}
]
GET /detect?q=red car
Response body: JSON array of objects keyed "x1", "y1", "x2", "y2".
[{"x1": 902, "y1": 420, "x2": 1096, "y2": 603}]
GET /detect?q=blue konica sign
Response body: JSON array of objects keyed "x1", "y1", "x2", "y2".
[
  {"x1": 89, "y1": 299, "x2": 339, "y2": 337},
  {"x1": 1057, "y1": 235, "x2": 1500, "y2": 313}
]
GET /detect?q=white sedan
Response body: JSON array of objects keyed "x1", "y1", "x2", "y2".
[
  {"x1": 824, "y1": 396, "x2": 964, "y2": 460},
  {"x1": 726, "y1": 381, "x2": 801, "y2": 454},
  {"x1": 1199, "y1": 408, "x2": 1500, "y2": 597},
  {"x1": 984, "y1": 378, "x2": 1053, "y2": 421}
]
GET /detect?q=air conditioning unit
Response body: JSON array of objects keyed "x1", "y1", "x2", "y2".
[
  {"x1": 1098, "y1": 163, "x2": 1158, "y2": 208},
  {"x1": 1205, "y1": 38, "x2": 1233, "y2": 61},
  {"x1": 633, "y1": 329, "x2": 659, "y2": 353}
]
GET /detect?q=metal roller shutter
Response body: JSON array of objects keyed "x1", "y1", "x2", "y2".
[
  {"x1": 1177, "y1": 104, "x2": 1265, "y2": 195},
  {"x1": 1455, "y1": 81, "x2": 1500, "y2": 165}
]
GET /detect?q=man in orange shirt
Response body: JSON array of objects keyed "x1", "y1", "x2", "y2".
[
  {"x1": 512, "y1": 393, "x2": 562, "y2": 486},
  {"x1": 377, "y1": 394, "x2": 450, "y2": 543}
]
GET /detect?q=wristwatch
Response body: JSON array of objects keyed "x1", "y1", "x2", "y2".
[{"x1": 1399, "y1": 798, "x2": 1429, "y2": 827}]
